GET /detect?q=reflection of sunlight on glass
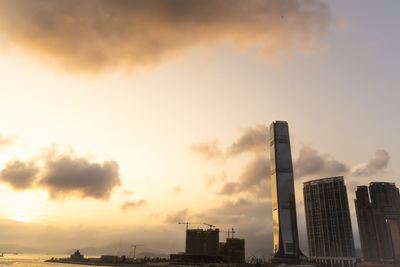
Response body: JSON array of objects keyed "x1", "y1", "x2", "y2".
[{"x1": 10, "y1": 213, "x2": 30, "y2": 223}]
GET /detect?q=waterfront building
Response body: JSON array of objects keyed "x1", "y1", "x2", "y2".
[
  {"x1": 70, "y1": 250, "x2": 84, "y2": 260},
  {"x1": 186, "y1": 228, "x2": 219, "y2": 256},
  {"x1": 355, "y1": 186, "x2": 380, "y2": 262},
  {"x1": 269, "y1": 121, "x2": 302, "y2": 260},
  {"x1": 218, "y1": 238, "x2": 245, "y2": 263},
  {"x1": 355, "y1": 182, "x2": 400, "y2": 263},
  {"x1": 303, "y1": 176, "x2": 356, "y2": 267}
]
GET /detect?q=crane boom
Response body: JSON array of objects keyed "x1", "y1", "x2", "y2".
[
  {"x1": 203, "y1": 223, "x2": 215, "y2": 229},
  {"x1": 178, "y1": 222, "x2": 204, "y2": 230}
]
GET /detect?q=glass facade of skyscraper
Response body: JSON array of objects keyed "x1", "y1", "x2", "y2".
[{"x1": 269, "y1": 121, "x2": 302, "y2": 259}]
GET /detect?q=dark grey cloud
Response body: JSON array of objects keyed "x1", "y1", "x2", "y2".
[
  {"x1": 294, "y1": 146, "x2": 348, "y2": 180},
  {"x1": 0, "y1": 160, "x2": 39, "y2": 190},
  {"x1": 227, "y1": 125, "x2": 268, "y2": 156},
  {"x1": 351, "y1": 149, "x2": 390, "y2": 177},
  {"x1": 121, "y1": 200, "x2": 147, "y2": 212},
  {"x1": 39, "y1": 155, "x2": 121, "y2": 200},
  {"x1": 190, "y1": 139, "x2": 222, "y2": 161},
  {"x1": 0, "y1": 0, "x2": 330, "y2": 72},
  {"x1": 0, "y1": 145, "x2": 121, "y2": 201},
  {"x1": 219, "y1": 155, "x2": 270, "y2": 199}
]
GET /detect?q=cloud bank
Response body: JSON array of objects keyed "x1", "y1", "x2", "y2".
[
  {"x1": 0, "y1": 160, "x2": 39, "y2": 190},
  {"x1": 227, "y1": 124, "x2": 267, "y2": 156},
  {"x1": 294, "y1": 146, "x2": 349, "y2": 180},
  {"x1": 351, "y1": 149, "x2": 390, "y2": 177},
  {"x1": 192, "y1": 124, "x2": 391, "y2": 203},
  {"x1": 0, "y1": 146, "x2": 121, "y2": 201},
  {"x1": 0, "y1": 0, "x2": 331, "y2": 72},
  {"x1": 219, "y1": 155, "x2": 270, "y2": 199},
  {"x1": 39, "y1": 155, "x2": 120, "y2": 200}
]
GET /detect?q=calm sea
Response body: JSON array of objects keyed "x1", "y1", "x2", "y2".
[{"x1": 0, "y1": 254, "x2": 110, "y2": 266}]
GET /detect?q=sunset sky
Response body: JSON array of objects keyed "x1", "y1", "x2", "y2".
[{"x1": 0, "y1": 0, "x2": 399, "y2": 256}]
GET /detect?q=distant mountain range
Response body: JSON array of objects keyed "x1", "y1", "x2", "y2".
[{"x1": 0, "y1": 243, "x2": 40, "y2": 254}]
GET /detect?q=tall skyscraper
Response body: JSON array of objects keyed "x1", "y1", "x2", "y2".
[
  {"x1": 303, "y1": 176, "x2": 356, "y2": 267},
  {"x1": 269, "y1": 121, "x2": 302, "y2": 260},
  {"x1": 355, "y1": 182, "x2": 400, "y2": 263}
]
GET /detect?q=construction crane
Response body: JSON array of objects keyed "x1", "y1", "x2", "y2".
[
  {"x1": 220, "y1": 229, "x2": 231, "y2": 239},
  {"x1": 130, "y1": 244, "x2": 143, "y2": 260},
  {"x1": 178, "y1": 222, "x2": 190, "y2": 230},
  {"x1": 178, "y1": 222, "x2": 204, "y2": 230},
  {"x1": 203, "y1": 223, "x2": 215, "y2": 229}
]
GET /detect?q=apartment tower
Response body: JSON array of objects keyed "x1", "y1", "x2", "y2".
[{"x1": 303, "y1": 176, "x2": 356, "y2": 267}]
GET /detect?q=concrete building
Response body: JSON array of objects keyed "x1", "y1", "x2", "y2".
[
  {"x1": 269, "y1": 121, "x2": 302, "y2": 260},
  {"x1": 303, "y1": 176, "x2": 356, "y2": 267},
  {"x1": 219, "y1": 238, "x2": 245, "y2": 263},
  {"x1": 355, "y1": 182, "x2": 400, "y2": 263},
  {"x1": 355, "y1": 186, "x2": 381, "y2": 262},
  {"x1": 186, "y1": 228, "x2": 219, "y2": 256},
  {"x1": 170, "y1": 227, "x2": 224, "y2": 264}
]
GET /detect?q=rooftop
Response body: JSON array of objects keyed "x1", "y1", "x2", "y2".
[{"x1": 303, "y1": 176, "x2": 344, "y2": 185}]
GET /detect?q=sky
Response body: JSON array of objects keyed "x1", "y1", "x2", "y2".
[{"x1": 0, "y1": 0, "x2": 399, "y2": 257}]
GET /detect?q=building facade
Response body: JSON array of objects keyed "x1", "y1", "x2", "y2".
[
  {"x1": 269, "y1": 121, "x2": 302, "y2": 259},
  {"x1": 355, "y1": 182, "x2": 400, "y2": 263},
  {"x1": 186, "y1": 228, "x2": 219, "y2": 256},
  {"x1": 303, "y1": 176, "x2": 356, "y2": 267},
  {"x1": 354, "y1": 186, "x2": 379, "y2": 262},
  {"x1": 218, "y1": 238, "x2": 245, "y2": 263}
]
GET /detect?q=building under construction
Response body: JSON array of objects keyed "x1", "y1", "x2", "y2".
[
  {"x1": 170, "y1": 224, "x2": 245, "y2": 264},
  {"x1": 219, "y1": 238, "x2": 245, "y2": 263},
  {"x1": 186, "y1": 228, "x2": 219, "y2": 256}
]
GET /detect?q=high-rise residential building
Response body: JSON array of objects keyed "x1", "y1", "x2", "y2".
[
  {"x1": 186, "y1": 228, "x2": 219, "y2": 256},
  {"x1": 354, "y1": 186, "x2": 379, "y2": 262},
  {"x1": 303, "y1": 176, "x2": 356, "y2": 267},
  {"x1": 355, "y1": 182, "x2": 400, "y2": 263},
  {"x1": 269, "y1": 121, "x2": 302, "y2": 260}
]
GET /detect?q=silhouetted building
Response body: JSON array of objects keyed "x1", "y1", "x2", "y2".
[
  {"x1": 70, "y1": 250, "x2": 84, "y2": 260},
  {"x1": 355, "y1": 182, "x2": 400, "y2": 263},
  {"x1": 218, "y1": 238, "x2": 245, "y2": 263},
  {"x1": 269, "y1": 121, "x2": 302, "y2": 260},
  {"x1": 170, "y1": 228, "x2": 222, "y2": 264},
  {"x1": 186, "y1": 228, "x2": 219, "y2": 256},
  {"x1": 303, "y1": 176, "x2": 356, "y2": 267},
  {"x1": 355, "y1": 186, "x2": 380, "y2": 262}
]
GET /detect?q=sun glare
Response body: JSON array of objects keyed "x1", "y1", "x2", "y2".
[{"x1": 10, "y1": 213, "x2": 30, "y2": 223}]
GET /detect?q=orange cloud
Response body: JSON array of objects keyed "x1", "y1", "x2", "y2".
[{"x1": 0, "y1": 0, "x2": 331, "y2": 73}]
